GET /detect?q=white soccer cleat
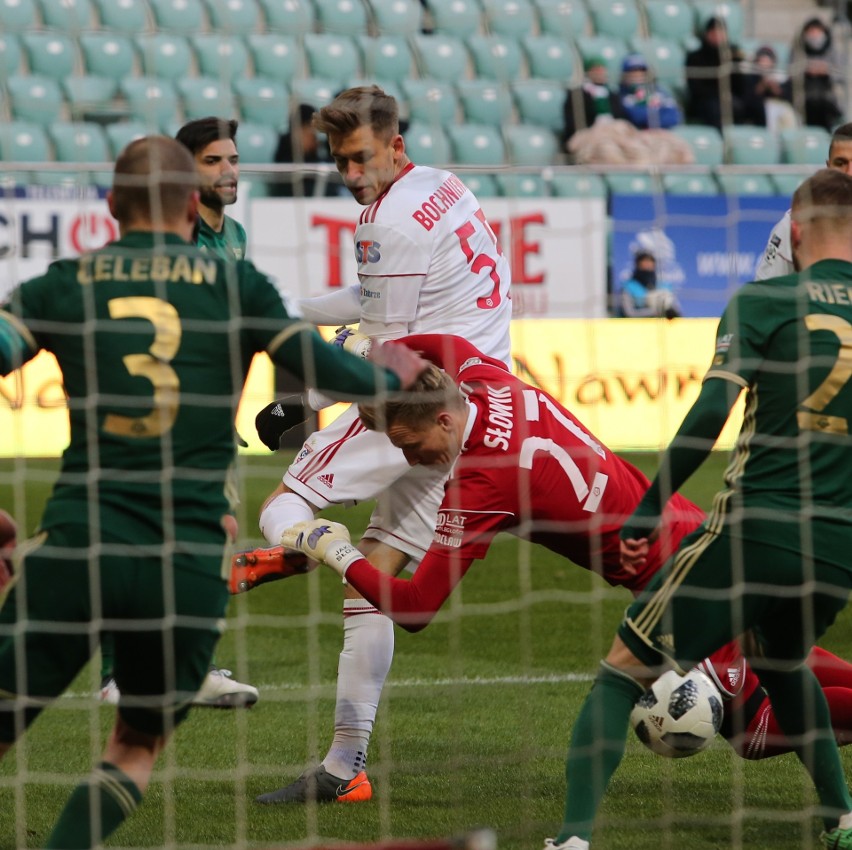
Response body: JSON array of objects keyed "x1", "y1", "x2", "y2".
[
  {"x1": 99, "y1": 676, "x2": 120, "y2": 705},
  {"x1": 192, "y1": 667, "x2": 259, "y2": 708},
  {"x1": 543, "y1": 838, "x2": 590, "y2": 850}
]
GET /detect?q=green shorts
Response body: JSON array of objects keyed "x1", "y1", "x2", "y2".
[
  {"x1": 619, "y1": 522, "x2": 852, "y2": 673},
  {"x1": 0, "y1": 522, "x2": 230, "y2": 739}
]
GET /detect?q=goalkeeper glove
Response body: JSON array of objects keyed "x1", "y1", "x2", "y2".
[
  {"x1": 332, "y1": 326, "x2": 373, "y2": 359},
  {"x1": 280, "y1": 519, "x2": 362, "y2": 578},
  {"x1": 255, "y1": 395, "x2": 309, "y2": 451}
]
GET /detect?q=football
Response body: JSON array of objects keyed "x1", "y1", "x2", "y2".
[{"x1": 630, "y1": 669, "x2": 724, "y2": 758}]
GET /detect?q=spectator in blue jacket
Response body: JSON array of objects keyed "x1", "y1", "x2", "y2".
[
  {"x1": 618, "y1": 53, "x2": 682, "y2": 130},
  {"x1": 619, "y1": 251, "x2": 682, "y2": 318}
]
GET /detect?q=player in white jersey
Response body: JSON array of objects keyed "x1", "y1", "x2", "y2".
[
  {"x1": 232, "y1": 86, "x2": 513, "y2": 804},
  {"x1": 756, "y1": 123, "x2": 852, "y2": 280}
]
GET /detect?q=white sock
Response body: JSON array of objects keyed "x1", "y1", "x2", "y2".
[
  {"x1": 321, "y1": 599, "x2": 394, "y2": 780},
  {"x1": 259, "y1": 491, "x2": 315, "y2": 545},
  {"x1": 838, "y1": 812, "x2": 852, "y2": 830}
]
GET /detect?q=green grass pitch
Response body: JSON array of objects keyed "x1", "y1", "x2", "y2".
[{"x1": 1, "y1": 452, "x2": 851, "y2": 849}]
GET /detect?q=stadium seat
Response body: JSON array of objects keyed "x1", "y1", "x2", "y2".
[
  {"x1": 136, "y1": 35, "x2": 193, "y2": 81},
  {"x1": 587, "y1": 0, "x2": 640, "y2": 40},
  {"x1": 466, "y1": 34, "x2": 523, "y2": 82},
  {"x1": 0, "y1": 121, "x2": 51, "y2": 163},
  {"x1": 121, "y1": 77, "x2": 180, "y2": 132},
  {"x1": 692, "y1": 1, "x2": 743, "y2": 45},
  {"x1": 401, "y1": 78, "x2": 459, "y2": 125},
  {"x1": 575, "y1": 35, "x2": 627, "y2": 82},
  {"x1": 246, "y1": 34, "x2": 301, "y2": 85},
  {"x1": 662, "y1": 173, "x2": 720, "y2": 195},
  {"x1": 177, "y1": 77, "x2": 237, "y2": 121},
  {"x1": 148, "y1": 0, "x2": 206, "y2": 34},
  {"x1": 79, "y1": 34, "x2": 136, "y2": 80},
  {"x1": 21, "y1": 33, "x2": 78, "y2": 80},
  {"x1": 548, "y1": 170, "x2": 607, "y2": 198},
  {"x1": 422, "y1": 0, "x2": 482, "y2": 38},
  {"x1": 629, "y1": 36, "x2": 685, "y2": 94},
  {"x1": 447, "y1": 123, "x2": 505, "y2": 164},
  {"x1": 289, "y1": 77, "x2": 339, "y2": 109},
  {"x1": 522, "y1": 34, "x2": 578, "y2": 83},
  {"x1": 358, "y1": 35, "x2": 414, "y2": 81},
  {"x1": 304, "y1": 33, "x2": 362, "y2": 86},
  {"x1": 204, "y1": 0, "x2": 261, "y2": 33},
  {"x1": 781, "y1": 126, "x2": 831, "y2": 166},
  {"x1": 237, "y1": 122, "x2": 279, "y2": 162},
  {"x1": 39, "y1": 0, "x2": 95, "y2": 31},
  {"x1": 723, "y1": 126, "x2": 781, "y2": 165},
  {"x1": 7, "y1": 75, "x2": 64, "y2": 125},
  {"x1": 457, "y1": 171, "x2": 500, "y2": 197},
  {"x1": 605, "y1": 171, "x2": 661, "y2": 195},
  {"x1": 495, "y1": 172, "x2": 547, "y2": 196},
  {"x1": 670, "y1": 124, "x2": 723, "y2": 166},
  {"x1": 257, "y1": 0, "x2": 316, "y2": 34},
  {"x1": 504, "y1": 124, "x2": 558, "y2": 166},
  {"x1": 772, "y1": 170, "x2": 811, "y2": 197},
  {"x1": 191, "y1": 34, "x2": 250, "y2": 82},
  {"x1": 456, "y1": 79, "x2": 513, "y2": 126},
  {"x1": 49, "y1": 120, "x2": 111, "y2": 186},
  {"x1": 105, "y1": 120, "x2": 149, "y2": 157},
  {"x1": 480, "y1": 0, "x2": 536, "y2": 37},
  {"x1": 92, "y1": 0, "x2": 150, "y2": 35},
  {"x1": 366, "y1": 0, "x2": 424, "y2": 36},
  {"x1": 63, "y1": 76, "x2": 120, "y2": 120},
  {"x1": 534, "y1": 0, "x2": 589, "y2": 39},
  {"x1": 641, "y1": 0, "x2": 693, "y2": 43},
  {"x1": 312, "y1": 0, "x2": 369, "y2": 35},
  {"x1": 412, "y1": 33, "x2": 471, "y2": 83},
  {"x1": 0, "y1": 0, "x2": 37, "y2": 33},
  {"x1": 511, "y1": 79, "x2": 565, "y2": 131},
  {"x1": 234, "y1": 77, "x2": 289, "y2": 126},
  {"x1": 0, "y1": 33, "x2": 22, "y2": 78},
  {"x1": 402, "y1": 121, "x2": 451, "y2": 165},
  {"x1": 715, "y1": 171, "x2": 776, "y2": 196}
]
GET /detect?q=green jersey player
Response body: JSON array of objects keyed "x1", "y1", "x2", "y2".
[
  {"x1": 0, "y1": 136, "x2": 425, "y2": 850},
  {"x1": 549, "y1": 168, "x2": 852, "y2": 850}
]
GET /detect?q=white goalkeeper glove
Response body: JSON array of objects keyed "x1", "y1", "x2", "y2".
[
  {"x1": 280, "y1": 519, "x2": 362, "y2": 578},
  {"x1": 332, "y1": 325, "x2": 373, "y2": 359}
]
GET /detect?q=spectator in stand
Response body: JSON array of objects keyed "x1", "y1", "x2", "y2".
[
  {"x1": 685, "y1": 16, "x2": 748, "y2": 130},
  {"x1": 271, "y1": 103, "x2": 337, "y2": 198},
  {"x1": 741, "y1": 45, "x2": 796, "y2": 131},
  {"x1": 617, "y1": 53, "x2": 682, "y2": 130},
  {"x1": 788, "y1": 17, "x2": 843, "y2": 131},
  {"x1": 618, "y1": 251, "x2": 682, "y2": 319},
  {"x1": 562, "y1": 56, "x2": 627, "y2": 147}
]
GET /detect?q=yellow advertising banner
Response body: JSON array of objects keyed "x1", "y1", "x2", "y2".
[{"x1": 0, "y1": 319, "x2": 742, "y2": 457}]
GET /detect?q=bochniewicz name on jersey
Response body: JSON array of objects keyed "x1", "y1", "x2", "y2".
[{"x1": 434, "y1": 511, "x2": 468, "y2": 548}]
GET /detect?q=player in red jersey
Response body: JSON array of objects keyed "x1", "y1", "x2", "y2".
[{"x1": 281, "y1": 333, "x2": 852, "y2": 761}]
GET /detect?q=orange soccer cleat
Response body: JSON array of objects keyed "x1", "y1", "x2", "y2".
[{"x1": 229, "y1": 545, "x2": 311, "y2": 594}]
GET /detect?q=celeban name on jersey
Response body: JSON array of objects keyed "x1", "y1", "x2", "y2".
[
  {"x1": 77, "y1": 254, "x2": 218, "y2": 286},
  {"x1": 411, "y1": 175, "x2": 469, "y2": 232},
  {"x1": 483, "y1": 385, "x2": 514, "y2": 451}
]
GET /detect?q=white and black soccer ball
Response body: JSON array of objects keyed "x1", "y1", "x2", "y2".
[{"x1": 630, "y1": 669, "x2": 724, "y2": 759}]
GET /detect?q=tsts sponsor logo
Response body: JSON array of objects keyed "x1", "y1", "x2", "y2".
[
  {"x1": 434, "y1": 511, "x2": 466, "y2": 548},
  {"x1": 355, "y1": 240, "x2": 381, "y2": 264}
]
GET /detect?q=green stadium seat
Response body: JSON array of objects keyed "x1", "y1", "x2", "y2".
[
  {"x1": 0, "y1": 0, "x2": 37, "y2": 33},
  {"x1": 576, "y1": 35, "x2": 627, "y2": 82},
  {"x1": 191, "y1": 34, "x2": 250, "y2": 82},
  {"x1": 204, "y1": 0, "x2": 261, "y2": 34},
  {"x1": 692, "y1": 1, "x2": 743, "y2": 45},
  {"x1": 237, "y1": 122, "x2": 279, "y2": 162},
  {"x1": 480, "y1": 0, "x2": 535, "y2": 36},
  {"x1": 629, "y1": 36, "x2": 685, "y2": 94},
  {"x1": 105, "y1": 121, "x2": 149, "y2": 157},
  {"x1": 304, "y1": 33, "x2": 362, "y2": 86},
  {"x1": 724, "y1": 126, "x2": 781, "y2": 165},
  {"x1": 534, "y1": 0, "x2": 589, "y2": 39},
  {"x1": 412, "y1": 33, "x2": 471, "y2": 83},
  {"x1": 79, "y1": 34, "x2": 136, "y2": 79},
  {"x1": 312, "y1": 0, "x2": 369, "y2": 35},
  {"x1": 466, "y1": 34, "x2": 523, "y2": 82},
  {"x1": 715, "y1": 171, "x2": 776, "y2": 196},
  {"x1": 670, "y1": 124, "x2": 723, "y2": 166},
  {"x1": 587, "y1": 0, "x2": 640, "y2": 39},
  {"x1": 0, "y1": 33, "x2": 22, "y2": 78},
  {"x1": 605, "y1": 171, "x2": 662, "y2": 194},
  {"x1": 549, "y1": 170, "x2": 607, "y2": 198},
  {"x1": 289, "y1": 77, "x2": 339, "y2": 109},
  {"x1": 148, "y1": 0, "x2": 206, "y2": 34},
  {"x1": 662, "y1": 173, "x2": 720, "y2": 195},
  {"x1": 257, "y1": 0, "x2": 315, "y2": 34},
  {"x1": 447, "y1": 123, "x2": 505, "y2": 165},
  {"x1": 781, "y1": 126, "x2": 831, "y2": 166},
  {"x1": 522, "y1": 34, "x2": 578, "y2": 83},
  {"x1": 772, "y1": 170, "x2": 812, "y2": 197},
  {"x1": 48, "y1": 120, "x2": 112, "y2": 186},
  {"x1": 21, "y1": 33, "x2": 78, "y2": 80},
  {"x1": 511, "y1": 79, "x2": 564, "y2": 131},
  {"x1": 39, "y1": 0, "x2": 95, "y2": 30},
  {"x1": 457, "y1": 171, "x2": 500, "y2": 197},
  {"x1": 121, "y1": 77, "x2": 180, "y2": 132},
  {"x1": 63, "y1": 76, "x2": 119, "y2": 120},
  {"x1": 403, "y1": 121, "x2": 451, "y2": 165},
  {"x1": 7, "y1": 75, "x2": 64, "y2": 125},
  {"x1": 456, "y1": 79, "x2": 513, "y2": 126},
  {"x1": 234, "y1": 77, "x2": 289, "y2": 126},
  {"x1": 423, "y1": 0, "x2": 482, "y2": 38},
  {"x1": 92, "y1": 0, "x2": 150, "y2": 35},
  {"x1": 358, "y1": 35, "x2": 414, "y2": 81},
  {"x1": 177, "y1": 77, "x2": 237, "y2": 121},
  {"x1": 401, "y1": 78, "x2": 459, "y2": 125},
  {"x1": 504, "y1": 124, "x2": 558, "y2": 165},
  {"x1": 0, "y1": 121, "x2": 51, "y2": 163},
  {"x1": 136, "y1": 35, "x2": 193, "y2": 81},
  {"x1": 495, "y1": 172, "x2": 547, "y2": 196},
  {"x1": 246, "y1": 34, "x2": 301, "y2": 85},
  {"x1": 367, "y1": 0, "x2": 424, "y2": 36},
  {"x1": 641, "y1": 0, "x2": 693, "y2": 43}
]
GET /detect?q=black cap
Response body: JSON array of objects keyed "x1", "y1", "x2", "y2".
[{"x1": 255, "y1": 396, "x2": 308, "y2": 451}]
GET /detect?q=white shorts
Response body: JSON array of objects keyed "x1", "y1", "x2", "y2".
[{"x1": 283, "y1": 405, "x2": 447, "y2": 562}]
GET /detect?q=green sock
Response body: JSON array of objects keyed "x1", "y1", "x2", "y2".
[
  {"x1": 758, "y1": 664, "x2": 852, "y2": 829},
  {"x1": 100, "y1": 633, "x2": 115, "y2": 680},
  {"x1": 45, "y1": 761, "x2": 142, "y2": 849},
  {"x1": 557, "y1": 662, "x2": 644, "y2": 843}
]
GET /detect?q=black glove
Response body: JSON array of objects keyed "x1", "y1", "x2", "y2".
[{"x1": 255, "y1": 395, "x2": 309, "y2": 451}]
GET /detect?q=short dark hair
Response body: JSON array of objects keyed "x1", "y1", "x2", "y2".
[
  {"x1": 792, "y1": 168, "x2": 852, "y2": 223},
  {"x1": 175, "y1": 117, "x2": 239, "y2": 155},
  {"x1": 634, "y1": 250, "x2": 655, "y2": 265},
  {"x1": 313, "y1": 86, "x2": 399, "y2": 142}
]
